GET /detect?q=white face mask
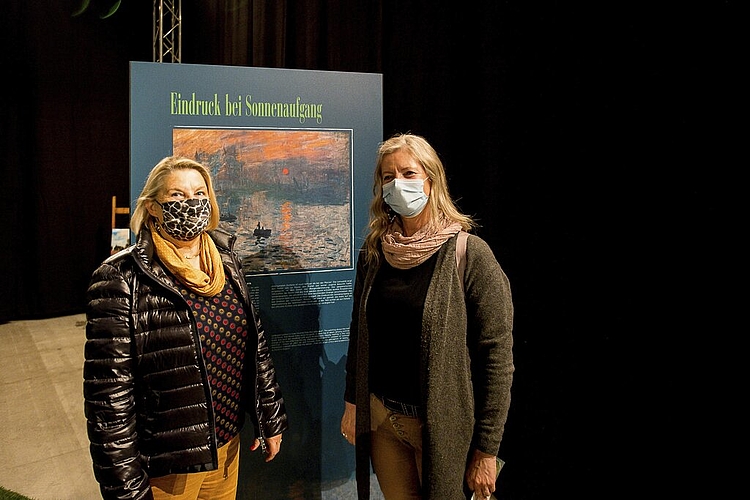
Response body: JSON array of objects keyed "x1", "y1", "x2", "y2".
[{"x1": 382, "y1": 178, "x2": 429, "y2": 218}]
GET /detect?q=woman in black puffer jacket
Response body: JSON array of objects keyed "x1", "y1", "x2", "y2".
[{"x1": 84, "y1": 156, "x2": 288, "y2": 500}]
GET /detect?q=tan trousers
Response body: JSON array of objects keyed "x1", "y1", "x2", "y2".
[
  {"x1": 150, "y1": 434, "x2": 241, "y2": 500},
  {"x1": 370, "y1": 393, "x2": 424, "y2": 500}
]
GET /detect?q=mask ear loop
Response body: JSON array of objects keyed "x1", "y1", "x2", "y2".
[
  {"x1": 152, "y1": 217, "x2": 164, "y2": 235},
  {"x1": 148, "y1": 198, "x2": 165, "y2": 234},
  {"x1": 385, "y1": 205, "x2": 397, "y2": 224}
]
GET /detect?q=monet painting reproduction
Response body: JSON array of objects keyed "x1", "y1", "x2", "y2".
[{"x1": 173, "y1": 128, "x2": 353, "y2": 275}]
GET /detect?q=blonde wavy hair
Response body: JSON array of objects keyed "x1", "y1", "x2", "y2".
[
  {"x1": 363, "y1": 133, "x2": 475, "y2": 265},
  {"x1": 130, "y1": 156, "x2": 221, "y2": 235}
]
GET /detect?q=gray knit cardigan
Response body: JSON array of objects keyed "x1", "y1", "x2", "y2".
[{"x1": 344, "y1": 232, "x2": 514, "y2": 499}]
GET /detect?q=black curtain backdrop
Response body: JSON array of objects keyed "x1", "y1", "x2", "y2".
[{"x1": 2, "y1": 1, "x2": 740, "y2": 498}]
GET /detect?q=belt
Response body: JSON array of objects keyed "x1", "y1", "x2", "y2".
[{"x1": 376, "y1": 394, "x2": 421, "y2": 418}]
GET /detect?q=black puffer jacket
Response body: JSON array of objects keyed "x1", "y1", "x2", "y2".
[{"x1": 84, "y1": 227, "x2": 287, "y2": 500}]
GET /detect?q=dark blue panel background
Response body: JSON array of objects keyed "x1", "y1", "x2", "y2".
[{"x1": 130, "y1": 62, "x2": 383, "y2": 498}]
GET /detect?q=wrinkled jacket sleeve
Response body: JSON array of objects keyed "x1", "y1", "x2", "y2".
[
  {"x1": 84, "y1": 262, "x2": 152, "y2": 500},
  {"x1": 252, "y1": 300, "x2": 289, "y2": 438},
  {"x1": 344, "y1": 251, "x2": 368, "y2": 404},
  {"x1": 465, "y1": 235, "x2": 514, "y2": 456}
]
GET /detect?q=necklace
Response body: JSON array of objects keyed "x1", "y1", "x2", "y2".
[{"x1": 184, "y1": 254, "x2": 199, "y2": 259}]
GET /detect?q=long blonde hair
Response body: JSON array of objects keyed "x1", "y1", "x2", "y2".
[
  {"x1": 363, "y1": 133, "x2": 475, "y2": 265},
  {"x1": 130, "y1": 156, "x2": 221, "y2": 235}
]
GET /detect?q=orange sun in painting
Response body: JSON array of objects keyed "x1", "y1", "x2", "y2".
[{"x1": 282, "y1": 167, "x2": 289, "y2": 175}]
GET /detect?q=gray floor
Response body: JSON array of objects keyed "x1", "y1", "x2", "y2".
[
  {"x1": 0, "y1": 313, "x2": 99, "y2": 500},
  {"x1": 0, "y1": 314, "x2": 382, "y2": 500}
]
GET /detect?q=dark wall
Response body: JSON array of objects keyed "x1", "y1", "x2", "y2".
[
  {"x1": 2, "y1": 1, "x2": 738, "y2": 498},
  {"x1": 2, "y1": 1, "x2": 151, "y2": 319}
]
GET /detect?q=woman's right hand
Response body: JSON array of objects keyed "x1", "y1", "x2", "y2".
[{"x1": 340, "y1": 401, "x2": 356, "y2": 445}]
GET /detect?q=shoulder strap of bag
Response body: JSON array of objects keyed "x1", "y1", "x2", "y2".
[{"x1": 455, "y1": 231, "x2": 469, "y2": 293}]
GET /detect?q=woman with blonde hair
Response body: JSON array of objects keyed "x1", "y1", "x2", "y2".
[
  {"x1": 84, "y1": 156, "x2": 287, "y2": 500},
  {"x1": 341, "y1": 134, "x2": 514, "y2": 499}
]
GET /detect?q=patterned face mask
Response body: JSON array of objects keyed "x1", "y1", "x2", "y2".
[{"x1": 157, "y1": 198, "x2": 211, "y2": 241}]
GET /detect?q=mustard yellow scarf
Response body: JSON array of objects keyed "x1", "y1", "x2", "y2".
[{"x1": 150, "y1": 221, "x2": 226, "y2": 297}]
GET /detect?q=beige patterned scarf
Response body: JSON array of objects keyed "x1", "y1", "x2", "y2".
[
  {"x1": 382, "y1": 218, "x2": 462, "y2": 269},
  {"x1": 150, "y1": 221, "x2": 226, "y2": 297}
]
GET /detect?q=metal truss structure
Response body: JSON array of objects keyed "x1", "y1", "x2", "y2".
[{"x1": 153, "y1": 0, "x2": 182, "y2": 62}]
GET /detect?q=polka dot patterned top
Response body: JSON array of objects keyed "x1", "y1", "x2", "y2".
[{"x1": 178, "y1": 280, "x2": 249, "y2": 448}]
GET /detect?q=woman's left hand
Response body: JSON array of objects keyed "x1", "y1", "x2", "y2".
[
  {"x1": 465, "y1": 449, "x2": 497, "y2": 499},
  {"x1": 250, "y1": 433, "x2": 283, "y2": 462}
]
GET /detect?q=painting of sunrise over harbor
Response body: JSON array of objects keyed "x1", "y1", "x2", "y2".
[{"x1": 173, "y1": 128, "x2": 353, "y2": 274}]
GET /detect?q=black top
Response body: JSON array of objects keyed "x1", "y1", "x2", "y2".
[{"x1": 367, "y1": 251, "x2": 438, "y2": 406}]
